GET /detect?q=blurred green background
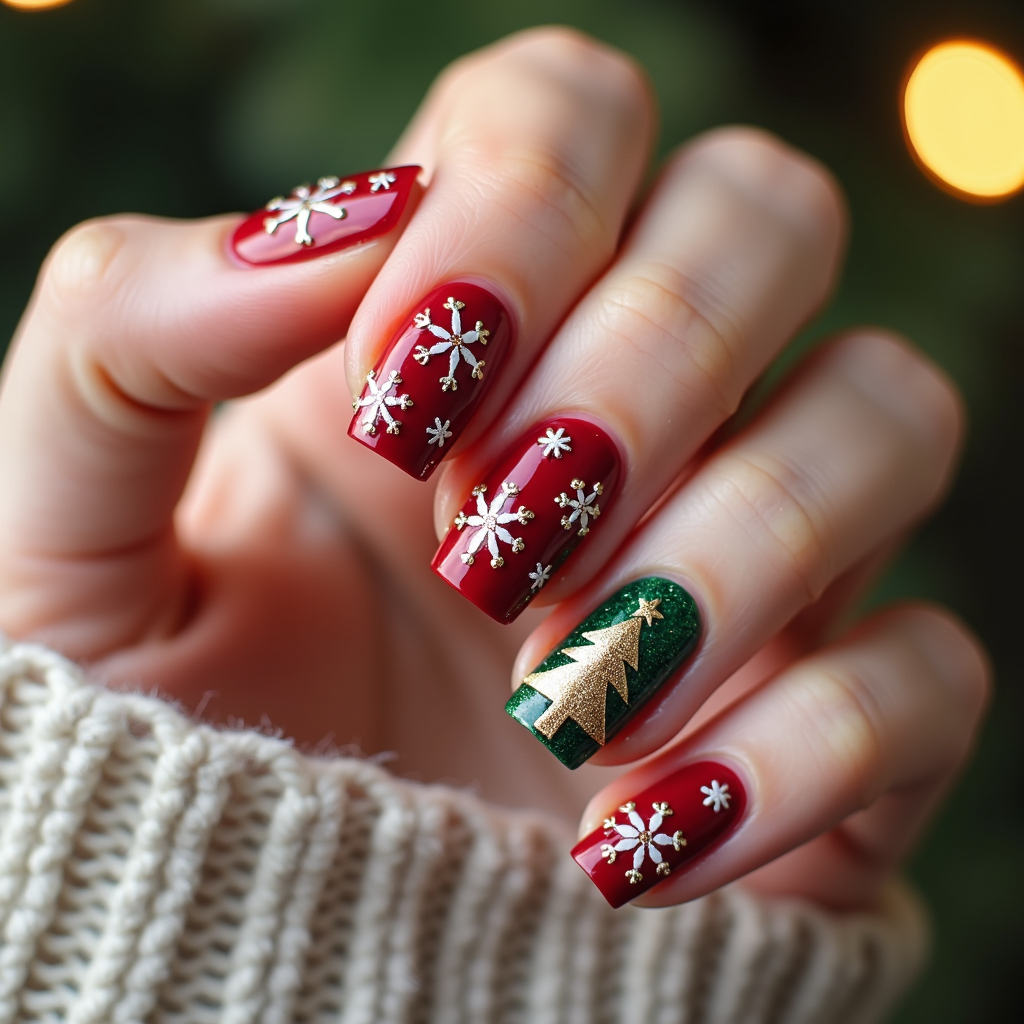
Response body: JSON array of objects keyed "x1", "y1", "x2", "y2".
[{"x1": 0, "y1": 0, "x2": 1021, "y2": 1018}]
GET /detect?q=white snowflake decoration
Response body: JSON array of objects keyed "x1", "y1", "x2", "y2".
[
  {"x1": 352, "y1": 369, "x2": 413, "y2": 436},
  {"x1": 556, "y1": 478, "x2": 603, "y2": 536},
  {"x1": 700, "y1": 780, "x2": 731, "y2": 813},
  {"x1": 537, "y1": 427, "x2": 572, "y2": 458},
  {"x1": 454, "y1": 482, "x2": 534, "y2": 568},
  {"x1": 426, "y1": 417, "x2": 453, "y2": 447},
  {"x1": 412, "y1": 297, "x2": 490, "y2": 391},
  {"x1": 601, "y1": 801, "x2": 686, "y2": 884},
  {"x1": 529, "y1": 563, "x2": 552, "y2": 591},
  {"x1": 264, "y1": 176, "x2": 355, "y2": 246},
  {"x1": 368, "y1": 170, "x2": 397, "y2": 192}
]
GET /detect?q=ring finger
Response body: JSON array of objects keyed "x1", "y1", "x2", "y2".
[{"x1": 431, "y1": 127, "x2": 845, "y2": 623}]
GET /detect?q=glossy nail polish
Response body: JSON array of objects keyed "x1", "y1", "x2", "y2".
[
  {"x1": 572, "y1": 761, "x2": 745, "y2": 908},
  {"x1": 231, "y1": 165, "x2": 420, "y2": 266},
  {"x1": 506, "y1": 577, "x2": 700, "y2": 768},
  {"x1": 347, "y1": 283, "x2": 512, "y2": 479},
  {"x1": 432, "y1": 417, "x2": 622, "y2": 622}
]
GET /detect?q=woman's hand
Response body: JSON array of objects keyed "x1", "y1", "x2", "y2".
[{"x1": 0, "y1": 28, "x2": 989, "y2": 911}]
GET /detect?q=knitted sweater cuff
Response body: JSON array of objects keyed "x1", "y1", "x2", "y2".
[{"x1": 0, "y1": 641, "x2": 927, "y2": 1024}]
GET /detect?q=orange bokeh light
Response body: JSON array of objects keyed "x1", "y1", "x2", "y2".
[
  {"x1": 903, "y1": 40, "x2": 1024, "y2": 200},
  {"x1": 1, "y1": 0, "x2": 75, "y2": 9}
]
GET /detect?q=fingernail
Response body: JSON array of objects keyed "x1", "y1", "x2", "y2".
[
  {"x1": 572, "y1": 761, "x2": 745, "y2": 908},
  {"x1": 231, "y1": 165, "x2": 420, "y2": 266},
  {"x1": 506, "y1": 577, "x2": 700, "y2": 767},
  {"x1": 431, "y1": 417, "x2": 622, "y2": 622},
  {"x1": 347, "y1": 283, "x2": 512, "y2": 479}
]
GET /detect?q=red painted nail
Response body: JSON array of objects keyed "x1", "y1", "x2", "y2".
[
  {"x1": 230, "y1": 165, "x2": 420, "y2": 266},
  {"x1": 348, "y1": 283, "x2": 512, "y2": 480},
  {"x1": 572, "y1": 762, "x2": 745, "y2": 909},
  {"x1": 431, "y1": 417, "x2": 622, "y2": 623}
]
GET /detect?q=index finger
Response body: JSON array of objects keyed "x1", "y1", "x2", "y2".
[
  {"x1": 343, "y1": 28, "x2": 655, "y2": 479},
  {"x1": 0, "y1": 170, "x2": 419, "y2": 652}
]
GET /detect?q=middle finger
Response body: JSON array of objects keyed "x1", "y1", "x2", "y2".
[{"x1": 433, "y1": 128, "x2": 845, "y2": 622}]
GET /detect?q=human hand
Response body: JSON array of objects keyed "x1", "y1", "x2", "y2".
[{"x1": 0, "y1": 28, "x2": 989, "y2": 910}]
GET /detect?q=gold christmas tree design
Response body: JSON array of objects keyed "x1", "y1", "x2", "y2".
[{"x1": 524, "y1": 597, "x2": 663, "y2": 744}]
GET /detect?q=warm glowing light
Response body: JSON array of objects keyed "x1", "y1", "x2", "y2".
[
  {"x1": 904, "y1": 41, "x2": 1024, "y2": 199},
  {"x1": 1, "y1": 0, "x2": 75, "y2": 8}
]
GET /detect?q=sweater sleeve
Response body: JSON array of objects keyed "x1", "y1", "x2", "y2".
[{"x1": 0, "y1": 641, "x2": 927, "y2": 1024}]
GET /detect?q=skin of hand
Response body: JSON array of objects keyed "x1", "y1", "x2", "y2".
[{"x1": 0, "y1": 28, "x2": 990, "y2": 912}]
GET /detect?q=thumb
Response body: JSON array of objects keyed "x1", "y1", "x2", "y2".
[{"x1": 0, "y1": 174, "x2": 419, "y2": 650}]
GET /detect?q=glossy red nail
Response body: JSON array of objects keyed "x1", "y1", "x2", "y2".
[
  {"x1": 572, "y1": 762, "x2": 745, "y2": 909},
  {"x1": 431, "y1": 417, "x2": 622, "y2": 623},
  {"x1": 230, "y1": 165, "x2": 420, "y2": 266},
  {"x1": 347, "y1": 283, "x2": 512, "y2": 480}
]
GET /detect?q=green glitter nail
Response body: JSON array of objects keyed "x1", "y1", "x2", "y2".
[{"x1": 505, "y1": 577, "x2": 701, "y2": 769}]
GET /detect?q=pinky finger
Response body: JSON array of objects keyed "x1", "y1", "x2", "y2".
[{"x1": 572, "y1": 604, "x2": 990, "y2": 909}]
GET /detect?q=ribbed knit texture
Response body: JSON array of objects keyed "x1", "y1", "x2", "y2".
[{"x1": 0, "y1": 640, "x2": 927, "y2": 1024}]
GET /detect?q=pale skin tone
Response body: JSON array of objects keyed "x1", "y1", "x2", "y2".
[{"x1": 0, "y1": 29, "x2": 990, "y2": 911}]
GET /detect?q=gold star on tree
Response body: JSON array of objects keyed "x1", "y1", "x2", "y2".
[
  {"x1": 632, "y1": 596, "x2": 663, "y2": 626},
  {"x1": 524, "y1": 597, "x2": 663, "y2": 744}
]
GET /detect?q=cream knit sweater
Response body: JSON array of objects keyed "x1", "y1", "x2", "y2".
[{"x1": 0, "y1": 640, "x2": 927, "y2": 1024}]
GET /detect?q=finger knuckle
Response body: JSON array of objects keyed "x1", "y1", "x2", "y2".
[
  {"x1": 598, "y1": 264, "x2": 742, "y2": 421},
  {"x1": 836, "y1": 331, "x2": 965, "y2": 467},
  {"x1": 503, "y1": 26, "x2": 649, "y2": 106},
  {"x1": 442, "y1": 27, "x2": 649, "y2": 126},
  {"x1": 711, "y1": 451, "x2": 833, "y2": 601},
  {"x1": 677, "y1": 126, "x2": 847, "y2": 259},
  {"x1": 787, "y1": 662, "x2": 887, "y2": 808},
  {"x1": 483, "y1": 148, "x2": 612, "y2": 260},
  {"x1": 41, "y1": 219, "x2": 125, "y2": 313},
  {"x1": 533, "y1": 29, "x2": 649, "y2": 109},
  {"x1": 430, "y1": 30, "x2": 650, "y2": 264},
  {"x1": 900, "y1": 603, "x2": 992, "y2": 738}
]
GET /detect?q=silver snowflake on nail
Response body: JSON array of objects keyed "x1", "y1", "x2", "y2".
[
  {"x1": 529, "y1": 562, "x2": 552, "y2": 591},
  {"x1": 264, "y1": 176, "x2": 356, "y2": 246},
  {"x1": 368, "y1": 170, "x2": 397, "y2": 192},
  {"x1": 701, "y1": 780, "x2": 731, "y2": 813},
  {"x1": 537, "y1": 427, "x2": 572, "y2": 458},
  {"x1": 555, "y1": 478, "x2": 603, "y2": 536},
  {"x1": 412, "y1": 297, "x2": 490, "y2": 391},
  {"x1": 453, "y1": 482, "x2": 534, "y2": 568},
  {"x1": 352, "y1": 369, "x2": 413, "y2": 435},
  {"x1": 601, "y1": 801, "x2": 686, "y2": 884},
  {"x1": 426, "y1": 417, "x2": 453, "y2": 447}
]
